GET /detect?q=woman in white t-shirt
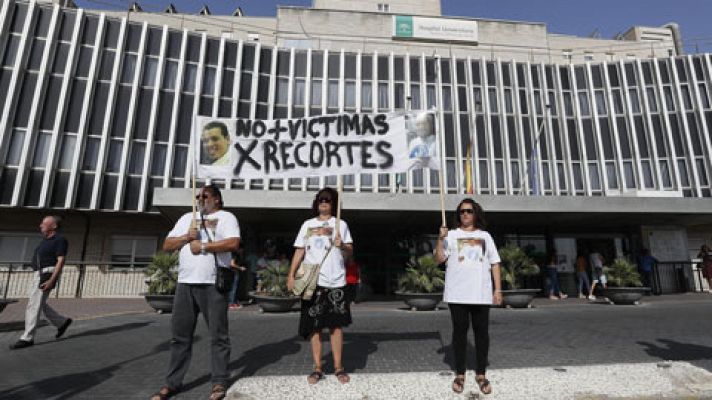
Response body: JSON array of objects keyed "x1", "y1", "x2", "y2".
[
  {"x1": 435, "y1": 198, "x2": 502, "y2": 395},
  {"x1": 287, "y1": 187, "x2": 354, "y2": 385}
]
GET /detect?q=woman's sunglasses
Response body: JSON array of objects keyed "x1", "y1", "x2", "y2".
[
  {"x1": 459, "y1": 208, "x2": 475, "y2": 215},
  {"x1": 317, "y1": 197, "x2": 332, "y2": 204}
]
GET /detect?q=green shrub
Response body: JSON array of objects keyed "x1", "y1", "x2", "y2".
[
  {"x1": 145, "y1": 252, "x2": 179, "y2": 295},
  {"x1": 397, "y1": 254, "x2": 445, "y2": 293},
  {"x1": 605, "y1": 258, "x2": 643, "y2": 287},
  {"x1": 499, "y1": 243, "x2": 540, "y2": 290},
  {"x1": 257, "y1": 259, "x2": 293, "y2": 297}
]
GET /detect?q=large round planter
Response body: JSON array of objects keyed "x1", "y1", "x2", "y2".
[
  {"x1": 0, "y1": 299, "x2": 18, "y2": 314},
  {"x1": 395, "y1": 291, "x2": 443, "y2": 311},
  {"x1": 249, "y1": 292, "x2": 300, "y2": 313},
  {"x1": 144, "y1": 294, "x2": 174, "y2": 314},
  {"x1": 599, "y1": 287, "x2": 649, "y2": 305},
  {"x1": 501, "y1": 289, "x2": 541, "y2": 309}
]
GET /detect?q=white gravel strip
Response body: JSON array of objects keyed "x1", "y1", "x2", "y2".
[{"x1": 227, "y1": 362, "x2": 712, "y2": 400}]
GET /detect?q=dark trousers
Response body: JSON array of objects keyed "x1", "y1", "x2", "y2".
[
  {"x1": 449, "y1": 303, "x2": 490, "y2": 375},
  {"x1": 166, "y1": 283, "x2": 230, "y2": 389},
  {"x1": 640, "y1": 270, "x2": 653, "y2": 292}
]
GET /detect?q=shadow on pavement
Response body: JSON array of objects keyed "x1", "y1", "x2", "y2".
[
  {"x1": 0, "y1": 339, "x2": 170, "y2": 400},
  {"x1": 29, "y1": 321, "x2": 155, "y2": 348},
  {"x1": 637, "y1": 338, "x2": 712, "y2": 372}
]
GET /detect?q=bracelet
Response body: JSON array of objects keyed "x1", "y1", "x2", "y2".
[{"x1": 200, "y1": 242, "x2": 207, "y2": 255}]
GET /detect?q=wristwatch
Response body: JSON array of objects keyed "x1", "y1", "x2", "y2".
[{"x1": 200, "y1": 242, "x2": 207, "y2": 255}]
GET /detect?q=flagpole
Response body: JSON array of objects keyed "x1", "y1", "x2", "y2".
[
  {"x1": 336, "y1": 175, "x2": 343, "y2": 242},
  {"x1": 434, "y1": 54, "x2": 446, "y2": 227},
  {"x1": 191, "y1": 121, "x2": 198, "y2": 230},
  {"x1": 519, "y1": 104, "x2": 550, "y2": 196}
]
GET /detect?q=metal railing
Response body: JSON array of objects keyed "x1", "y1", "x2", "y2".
[
  {"x1": 652, "y1": 262, "x2": 705, "y2": 295},
  {"x1": 1, "y1": 261, "x2": 150, "y2": 299}
]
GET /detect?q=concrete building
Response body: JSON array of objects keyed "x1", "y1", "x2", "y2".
[{"x1": 0, "y1": 0, "x2": 710, "y2": 295}]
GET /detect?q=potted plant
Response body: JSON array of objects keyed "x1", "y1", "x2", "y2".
[
  {"x1": 499, "y1": 243, "x2": 541, "y2": 308},
  {"x1": 395, "y1": 254, "x2": 445, "y2": 311},
  {"x1": 144, "y1": 252, "x2": 179, "y2": 313},
  {"x1": 249, "y1": 259, "x2": 300, "y2": 312},
  {"x1": 599, "y1": 258, "x2": 648, "y2": 305}
]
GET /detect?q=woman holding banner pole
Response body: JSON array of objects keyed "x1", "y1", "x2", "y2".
[
  {"x1": 287, "y1": 187, "x2": 354, "y2": 384},
  {"x1": 435, "y1": 198, "x2": 502, "y2": 395}
]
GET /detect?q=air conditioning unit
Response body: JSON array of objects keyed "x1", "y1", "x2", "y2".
[{"x1": 248, "y1": 33, "x2": 260, "y2": 42}]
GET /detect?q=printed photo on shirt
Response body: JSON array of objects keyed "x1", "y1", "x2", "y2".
[
  {"x1": 195, "y1": 217, "x2": 218, "y2": 241},
  {"x1": 305, "y1": 223, "x2": 333, "y2": 251},
  {"x1": 457, "y1": 238, "x2": 486, "y2": 264}
]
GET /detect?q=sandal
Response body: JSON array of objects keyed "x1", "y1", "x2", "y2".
[
  {"x1": 335, "y1": 369, "x2": 350, "y2": 384},
  {"x1": 209, "y1": 384, "x2": 227, "y2": 400},
  {"x1": 452, "y1": 376, "x2": 465, "y2": 394},
  {"x1": 476, "y1": 376, "x2": 492, "y2": 395},
  {"x1": 307, "y1": 370, "x2": 324, "y2": 385},
  {"x1": 150, "y1": 386, "x2": 178, "y2": 400}
]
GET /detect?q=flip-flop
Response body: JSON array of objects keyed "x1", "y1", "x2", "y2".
[
  {"x1": 452, "y1": 376, "x2": 465, "y2": 394},
  {"x1": 476, "y1": 377, "x2": 492, "y2": 394},
  {"x1": 209, "y1": 384, "x2": 227, "y2": 400},
  {"x1": 307, "y1": 370, "x2": 325, "y2": 384},
  {"x1": 335, "y1": 369, "x2": 350, "y2": 384},
  {"x1": 149, "y1": 386, "x2": 178, "y2": 400}
]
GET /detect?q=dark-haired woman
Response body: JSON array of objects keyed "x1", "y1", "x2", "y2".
[
  {"x1": 287, "y1": 187, "x2": 354, "y2": 385},
  {"x1": 435, "y1": 198, "x2": 502, "y2": 395}
]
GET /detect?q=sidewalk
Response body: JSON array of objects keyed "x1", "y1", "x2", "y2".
[{"x1": 227, "y1": 361, "x2": 712, "y2": 399}]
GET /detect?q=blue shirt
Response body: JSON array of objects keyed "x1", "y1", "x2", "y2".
[{"x1": 638, "y1": 255, "x2": 657, "y2": 272}]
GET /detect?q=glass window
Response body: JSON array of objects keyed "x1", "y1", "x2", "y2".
[
  {"x1": 310, "y1": 80, "x2": 322, "y2": 106},
  {"x1": 58, "y1": 135, "x2": 76, "y2": 170},
  {"x1": 82, "y1": 137, "x2": 100, "y2": 170},
  {"x1": 345, "y1": 82, "x2": 356, "y2": 108},
  {"x1": 143, "y1": 57, "x2": 158, "y2": 87},
  {"x1": 361, "y1": 82, "x2": 372, "y2": 109},
  {"x1": 294, "y1": 80, "x2": 305, "y2": 106},
  {"x1": 6, "y1": 130, "x2": 25, "y2": 166},
  {"x1": 328, "y1": 81, "x2": 338, "y2": 108},
  {"x1": 183, "y1": 64, "x2": 197, "y2": 92},
  {"x1": 32, "y1": 133, "x2": 52, "y2": 168},
  {"x1": 121, "y1": 54, "x2": 137, "y2": 84},
  {"x1": 378, "y1": 83, "x2": 389, "y2": 109},
  {"x1": 129, "y1": 142, "x2": 145, "y2": 174},
  {"x1": 106, "y1": 140, "x2": 123, "y2": 173}
]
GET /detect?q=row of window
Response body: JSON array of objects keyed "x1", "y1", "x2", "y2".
[{"x1": 1, "y1": 1, "x2": 711, "y2": 212}]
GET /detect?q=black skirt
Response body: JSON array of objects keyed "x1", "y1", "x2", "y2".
[{"x1": 299, "y1": 286, "x2": 352, "y2": 339}]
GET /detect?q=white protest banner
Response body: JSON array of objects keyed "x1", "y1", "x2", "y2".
[{"x1": 193, "y1": 111, "x2": 439, "y2": 179}]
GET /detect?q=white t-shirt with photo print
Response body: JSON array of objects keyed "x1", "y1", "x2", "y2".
[
  {"x1": 442, "y1": 228, "x2": 501, "y2": 305},
  {"x1": 167, "y1": 210, "x2": 241, "y2": 284},
  {"x1": 293, "y1": 217, "x2": 353, "y2": 288}
]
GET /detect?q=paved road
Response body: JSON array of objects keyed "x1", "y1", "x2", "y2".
[{"x1": 1, "y1": 295, "x2": 711, "y2": 399}]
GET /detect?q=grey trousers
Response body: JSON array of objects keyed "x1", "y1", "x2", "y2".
[
  {"x1": 166, "y1": 283, "x2": 230, "y2": 389},
  {"x1": 21, "y1": 269, "x2": 68, "y2": 342}
]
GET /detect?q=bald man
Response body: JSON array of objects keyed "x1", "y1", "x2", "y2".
[{"x1": 9, "y1": 215, "x2": 72, "y2": 349}]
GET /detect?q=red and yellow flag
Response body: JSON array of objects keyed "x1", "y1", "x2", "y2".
[{"x1": 465, "y1": 144, "x2": 474, "y2": 194}]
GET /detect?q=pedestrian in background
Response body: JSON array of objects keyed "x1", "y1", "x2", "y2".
[
  {"x1": 436, "y1": 198, "x2": 502, "y2": 395},
  {"x1": 588, "y1": 250, "x2": 607, "y2": 300},
  {"x1": 637, "y1": 248, "x2": 658, "y2": 293},
  {"x1": 576, "y1": 253, "x2": 591, "y2": 299},
  {"x1": 698, "y1": 244, "x2": 712, "y2": 293},
  {"x1": 9, "y1": 215, "x2": 72, "y2": 350}
]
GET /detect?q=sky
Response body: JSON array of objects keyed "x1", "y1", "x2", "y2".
[{"x1": 76, "y1": 0, "x2": 712, "y2": 52}]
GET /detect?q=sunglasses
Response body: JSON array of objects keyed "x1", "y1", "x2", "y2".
[
  {"x1": 317, "y1": 197, "x2": 332, "y2": 204},
  {"x1": 459, "y1": 208, "x2": 475, "y2": 215},
  {"x1": 195, "y1": 194, "x2": 210, "y2": 199}
]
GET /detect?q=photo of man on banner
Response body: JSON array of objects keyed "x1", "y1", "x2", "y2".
[
  {"x1": 200, "y1": 121, "x2": 232, "y2": 166},
  {"x1": 405, "y1": 111, "x2": 438, "y2": 170}
]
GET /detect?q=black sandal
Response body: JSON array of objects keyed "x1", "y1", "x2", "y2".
[
  {"x1": 476, "y1": 377, "x2": 492, "y2": 394},
  {"x1": 149, "y1": 386, "x2": 178, "y2": 400},
  {"x1": 452, "y1": 376, "x2": 465, "y2": 394},
  {"x1": 335, "y1": 369, "x2": 350, "y2": 384},
  {"x1": 307, "y1": 370, "x2": 324, "y2": 384}
]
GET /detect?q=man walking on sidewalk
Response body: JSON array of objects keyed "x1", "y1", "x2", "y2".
[{"x1": 9, "y1": 215, "x2": 73, "y2": 349}]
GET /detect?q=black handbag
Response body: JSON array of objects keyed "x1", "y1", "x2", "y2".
[{"x1": 214, "y1": 259, "x2": 234, "y2": 294}]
